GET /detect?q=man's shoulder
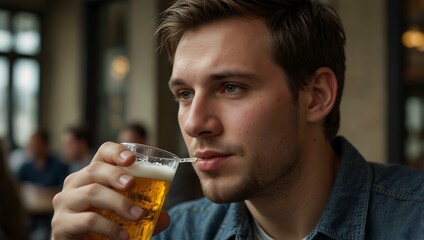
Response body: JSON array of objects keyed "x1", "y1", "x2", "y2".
[
  {"x1": 366, "y1": 163, "x2": 424, "y2": 238},
  {"x1": 370, "y1": 162, "x2": 424, "y2": 200},
  {"x1": 17, "y1": 160, "x2": 35, "y2": 175}
]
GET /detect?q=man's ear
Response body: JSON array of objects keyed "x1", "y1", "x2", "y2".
[{"x1": 305, "y1": 67, "x2": 338, "y2": 123}]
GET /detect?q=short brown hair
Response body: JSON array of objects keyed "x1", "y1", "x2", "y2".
[
  {"x1": 156, "y1": 0, "x2": 346, "y2": 140},
  {"x1": 66, "y1": 124, "x2": 94, "y2": 149}
]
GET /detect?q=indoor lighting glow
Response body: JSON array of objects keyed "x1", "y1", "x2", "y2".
[
  {"x1": 111, "y1": 55, "x2": 130, "y2": 81},
  {"x1": 402, "y1": 28, "x2": 424, "y2": 51}
]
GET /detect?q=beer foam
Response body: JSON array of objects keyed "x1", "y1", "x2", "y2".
[{"x1": 124, "y1": 162, "x2": 176, "y2": 181}]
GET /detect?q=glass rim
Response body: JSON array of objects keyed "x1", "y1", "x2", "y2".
[{"x1": 121, "y1": 142, "x2": 179, "y2": 160}]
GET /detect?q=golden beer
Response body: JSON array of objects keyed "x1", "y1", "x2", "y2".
[{"x1": 91, "y1": 151, "x2": 178, "y2": 240}]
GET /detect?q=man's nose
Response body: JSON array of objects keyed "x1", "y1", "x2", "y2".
[{"x1": 181, "y1": 95, "x2": 222, "y2": 138}]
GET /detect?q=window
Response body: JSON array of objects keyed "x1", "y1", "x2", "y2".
[
  {"x1": 84, "y1": 0, "x2": 129, "y2": 145},
  {"x1": 0, "y1": 9, "x2": 41, "y2": 148},
  {"x1": 402, "y1": 0, "x2": 424, "y2": 167},
  {"x1": 0, "y1": 57, "x2": 9, "y2": 137}
]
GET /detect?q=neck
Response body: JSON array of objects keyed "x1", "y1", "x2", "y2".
[
  {"x1": 34, "y1": 155, "x2": 48, "y2": 169},
  {"x1": 245, "y1": 136, "x2": 339, "y2": 240}
]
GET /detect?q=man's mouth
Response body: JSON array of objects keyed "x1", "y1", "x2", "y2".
[{"x1": 194, "y1": 150, "x2": 232, "y2": 172}]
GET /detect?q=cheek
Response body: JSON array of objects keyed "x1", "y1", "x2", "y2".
[
  {"x1": 181, "y1": 133, "x2": 192, "y2": 147},
  {"x1": 178, "y1": 111, "x2": 191, "y2": 140},
  {"x1": 233, "y1": 99, "x2": 288, "y2": 140},
  {"x1": 177, "y1": 111, "x2": 185, "y2": 132}
]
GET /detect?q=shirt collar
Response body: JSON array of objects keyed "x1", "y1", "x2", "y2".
[
  {"x1": 313, "y1": 136, "x2": 372, "y2": 240},
  {"x1": 217, "y1": 202, "x2": 252, "y2": 240}
]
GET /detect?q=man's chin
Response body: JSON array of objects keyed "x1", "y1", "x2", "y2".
[{"x1": 201, "y1": 183, "x2": 253, "y2": 203}]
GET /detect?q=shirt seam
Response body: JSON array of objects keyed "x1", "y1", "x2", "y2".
[{"x1": 372, "y1": 185, "x2": 424, "y2": 202}]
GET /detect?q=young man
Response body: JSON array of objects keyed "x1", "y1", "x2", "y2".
[
  {"x1": 51, "y1": 0, "x2": 424, "y2": 239},
  {"x1": 118, "y1": 122, "x2": 148, "y2": 144},
  {"x1": 62, "y1": 124, "x2": 95, "y2": 173},
  {"x1": 17, "y1": 130, "x2": 68, "y2": 240}
]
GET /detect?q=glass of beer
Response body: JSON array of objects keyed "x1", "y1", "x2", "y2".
[{"x1": 93, "y1": 143, "x2": 180, "y2": 240}]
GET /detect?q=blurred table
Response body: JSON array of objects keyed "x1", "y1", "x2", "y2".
[{"x1": 20, "y1": 183, "x2": 57, "y2": 215}]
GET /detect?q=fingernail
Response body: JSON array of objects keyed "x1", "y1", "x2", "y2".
[
  {"x1": 119, "y1": 230, "x2": 129, "y2": 240},
  {"x1": 130, "y1": 205, "x2": 143, "y2": 219},
  {"x1": 118, "y1": 175, "x2": 132, "y2": 186},
  {"x1": 120, "y1": 150, "x2": 133, "y2": 162}
]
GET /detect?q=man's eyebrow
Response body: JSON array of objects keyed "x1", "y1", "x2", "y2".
[
  {"x1": 168, "y1": 77, "x2": 184, "y2": 88},
  {"x1": 169, "y1": 70, "x2": 259, "y2": 88},
  {"x1": 209, "y1": 71, "x2": 259, "y2": 81}
]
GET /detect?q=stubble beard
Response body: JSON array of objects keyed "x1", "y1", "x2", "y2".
[{"x1": 198, "y1": 112, "x2": 303, "y2": 204}]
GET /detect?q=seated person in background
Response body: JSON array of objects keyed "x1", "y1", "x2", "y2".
[
  {"x1": 118, "y1": 122, "x2": 148, "y2": 144},
  {"x1": 16, "y1": 129, "x2": 68, "y2": 240},
  {"x1": 0, "y1": 138, "x2": 30, "y2": 240},
  {"x1": 62, "y1": 124, "x2": 94, "y2": 173}
]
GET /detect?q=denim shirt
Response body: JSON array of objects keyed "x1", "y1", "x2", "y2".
[{"x1": 153, "y1": 137, "x2": 424, "y2": 240}]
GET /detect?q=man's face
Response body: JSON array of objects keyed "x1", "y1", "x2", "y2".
[
  {"x1": 170, "y1": 17, "x2": 305, "y2": 203},
  {"x1": 118, "y1": 129, "x2": 146, "y2": 144},
  {"x1": 62, "y1": 133, "x2": 81, "y2": 162},
  {"x1": 27, "y1": 134, "x2": 48, "y2": 160}
]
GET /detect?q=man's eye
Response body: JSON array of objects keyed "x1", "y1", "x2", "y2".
[
  {"x1": 177, "y1": 90, "x2": 194, "y2": 100},
  {"x1": 224, "y1": 84, "x2": 243, "y2": 93}
]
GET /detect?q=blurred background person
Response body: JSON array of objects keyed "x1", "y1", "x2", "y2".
[
  {"x1": 62, "y1": 124, "x2": 94, "y2": 173},
  {"x1": 15, "y1": 130, "x2": 68, "y2": 240},
  {"x1": 118, "y1": 122, "x2": 148, "y2": 144},
  {"x1": 0, "y1": 138, "x2": 30, "y2": 240}
]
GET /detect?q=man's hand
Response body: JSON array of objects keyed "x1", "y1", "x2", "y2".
[{"x1": 51, "y1": 142, "x2": 170, "y2": 240}]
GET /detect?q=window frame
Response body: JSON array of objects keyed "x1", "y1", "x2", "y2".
[{"x1": 0, "y1": 5, "x2": 43, "y2": 149}]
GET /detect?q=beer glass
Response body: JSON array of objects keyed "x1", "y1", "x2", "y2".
[{"x1": 92, "y1": 143, "x2": 181, "y2": 240}]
